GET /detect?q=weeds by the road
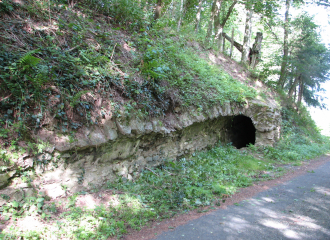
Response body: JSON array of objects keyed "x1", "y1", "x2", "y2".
[{"x1": 1, "y1": 135, "x2": 329, "y2": 239}]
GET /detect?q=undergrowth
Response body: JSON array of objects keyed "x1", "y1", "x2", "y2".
[
  {"x1": 0, "y1": 143, "x2": 280, "y2": 239},
  {"x1": 0, "y1": 0, "x2": 255, "y2": 152},
  {"x1": 1, "y1": 121, "x2": 329, "y2": 239},
  {"x1": 1, "y1": 1, "x2": 330, "y2": 239}
]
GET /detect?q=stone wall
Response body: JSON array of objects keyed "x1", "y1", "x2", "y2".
[
  {"x1": 31, "y1": 99, "x2": 280, "y2": 195},
  {"x1": 1, "y1": 99, "x2": 281, "y2": 198}
]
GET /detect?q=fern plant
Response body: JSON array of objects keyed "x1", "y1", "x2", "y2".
[
  {"x1": 18, "y1": 49, "x2": 41, "y2": 71},
  {"x1": 70, "y1": 90, "x2": 91, "y2": 108}
]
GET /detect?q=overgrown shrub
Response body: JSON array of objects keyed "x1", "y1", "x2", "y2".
[{"x1": 80, "y1": 0, "x2": 151, "y2": 30}]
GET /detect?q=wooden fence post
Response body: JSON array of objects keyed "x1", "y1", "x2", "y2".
[{"x1": 250, "y1": 32, "x2": 263, "y2": 68}]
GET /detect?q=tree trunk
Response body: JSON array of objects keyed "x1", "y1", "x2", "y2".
[
  {"x1": 221, "y1": 0, "x2": 238, "y2": 28},
  {"x1": 218, "y1": 0, "x2": 237, "y2": 51},
  {"x1": 250, "y1": 32, "x2": 263, "y2": 68},
  {"x1": 223, "y1": 35, "x2": 226, "y2": 53},
  {"x1": 154, "y1": 0, "x2": 162, "y2": 21},
  {"x1": 177, "y1": 0, "x2": 184, "y2": 31},
  {"x1": 169, "y1": 0, "x2": 176, "y2": 23},
  {"x1": 241, "y1": 1, "x2": 253, "y2": 64},
  {"x1": 205, "y1": 0, "x2": 217, "y2": 46},
  {"x1": 297, "y1": 77, "x2": 304, "y2": 107},
  {"x1": 195, "y1": 0, "x2": 203, "y2": 33},
  {"x1": 219, "y1": 33, "x2": 223, "y2": 52},
  {"x1": 288, "y1": 74, "x2": 300, "y2": 99},
  {"x1": 278, "y1": 0, "x2": 291, "y2": 88},
  {"x1": 213, "y1": 0, "x2": 223, "y2": 49}
]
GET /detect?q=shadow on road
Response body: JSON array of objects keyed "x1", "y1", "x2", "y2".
[{"x1": 156, "y1": 160, "x2": 330, "y2": 240}]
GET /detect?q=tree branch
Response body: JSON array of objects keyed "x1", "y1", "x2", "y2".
[
  {"x1": 221, "y1": 0, "x2": 238, "y2": 27},
  {"x1": 265, "y1": 21, "x2": 279, "y2": 42}
]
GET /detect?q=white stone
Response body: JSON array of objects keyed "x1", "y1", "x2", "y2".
[
  {"x1": 103, "y1": 119, "x2": 118, "y2": 140},
  {"x1": 130, "y1": 118, "x2": 145, "y2": 135},
  {"x1": 116, "y1": 119, "x2": 132, "y2": 135},
  {"x1": 145, "y1": 122, "x2": 153, "y2": 133},
  {"x1": 41, "y1": 183, "x2": 66, "y2": 199}
]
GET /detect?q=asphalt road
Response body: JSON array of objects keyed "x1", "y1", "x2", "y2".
[{"x1": 156, "y1": 160, "x2": 330, "y2": 240}]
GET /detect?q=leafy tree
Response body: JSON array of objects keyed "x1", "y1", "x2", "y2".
[
  {"x1": 278, "y1": 0, "x2": 292, "y2": 88},
  {"x1": 285, "y1": 14, "x2": 330, "y2": 108},
  {"x1": 205, "y1": 0, "x2": 238, "y2": 47}
]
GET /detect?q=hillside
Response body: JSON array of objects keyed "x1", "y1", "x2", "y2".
[
  {"x1": 0, "y1": 0, "x2": 330, "y2": 239},
  {"x1": 0, "y1": 0, "x2": 273, "y2": 167}
]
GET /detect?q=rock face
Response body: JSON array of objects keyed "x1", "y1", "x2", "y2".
[{"x1": 28, "y1": 99, "x2": 281, "y2": 195}]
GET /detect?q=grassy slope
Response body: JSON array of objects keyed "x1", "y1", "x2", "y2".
[
  {"x1": 0, "y1": 0, "x2": 259, "y2": 167},
  {"x1": 0, "y1": 0, "x2": 255, "y2": 141},
  {"x1": 0, "y1": 1, "x2": 330, "y2": 239}
]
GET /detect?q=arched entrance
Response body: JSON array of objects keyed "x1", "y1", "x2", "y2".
[{"x1": 226, "y1": 115, "x2": 256, "y2": 149}]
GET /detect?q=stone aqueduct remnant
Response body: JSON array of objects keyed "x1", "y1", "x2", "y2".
[{"x1": 32, "y1": 99, "x2": 281, "y2": 194}]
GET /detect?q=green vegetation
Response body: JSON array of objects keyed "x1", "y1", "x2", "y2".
[
  {"x1": 1, "y1": 105, "x2": 329, "y2": 239},
  {"x1": 1, "y1": 0, "x2": 330, "y2": 239},
  {"x1": 0, "y1": 0, "x2": 258, "y2": 155},
  {"x1": 1, "y1": 142, "x2": 329, "y2": 239}
]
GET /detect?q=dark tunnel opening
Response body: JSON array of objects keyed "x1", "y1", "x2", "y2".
[{"x1": 227, "y1": 115, "x2": 256, "y2": 149}]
